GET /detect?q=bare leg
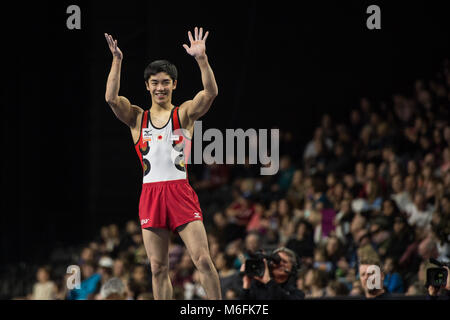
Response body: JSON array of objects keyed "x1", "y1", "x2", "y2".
[
  {"x1": 177, "y1": 220, "x2": 222, "y2": 300},
  {"x1": 142, "y1": 228, "x2": 173, "y2": 300}
]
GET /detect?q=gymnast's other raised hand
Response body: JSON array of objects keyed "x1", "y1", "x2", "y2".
[
  {"x1": 104, "y1": 33, "x2": 123, "y2": 60},
  {"x1": 182, "y1": 27, "x2": 209, "y2": 60}
]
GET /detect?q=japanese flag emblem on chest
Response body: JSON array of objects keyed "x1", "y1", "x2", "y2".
[{"x1": 142, "y1": 128, "x2": 179, "y2": 143}]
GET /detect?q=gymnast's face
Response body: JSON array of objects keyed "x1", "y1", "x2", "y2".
[{"x1": 146, "y1": 72, "x2": 177, "y2": 105}]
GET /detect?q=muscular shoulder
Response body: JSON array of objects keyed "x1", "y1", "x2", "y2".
[{"x1": 129, "y1": 105, "x2": 145, "y2": 129}]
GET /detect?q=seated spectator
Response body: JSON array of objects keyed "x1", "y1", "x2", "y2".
[
  {"x1": 130, "y1": 231, "x2": 147, "y2": 265},
  {"x1": 171, "y1": 251, "x2": 195, "y2": 292},
  {"x1": 246, "y1": 201, "x2": 269, "y2": 235},
  {"x1": 184, "y1": 270, "x2": 207, "y2": 300},
  {"x1": 354, "y1": 178, "x2": 383, "y2": 213},
  {"x1": 78, "y1": 247, "x2": 95, "y2": 266},
  {"x1": 349, "y1": 280, "x2": 364, "y2": 297},
  {"x1": 116, "y1": 220, "x2": 140, "y2": 253},
  {"x1": 112, "y1": 258, "x2": 130, "y2": 285},
  {"x1": 193, "y1": 163, "x2": 230, "y2": 191},
  {"x1": 383, "y1": 257, "x2": 404, "y2": 294},
  {"x1": 276, "y1": 198, "x2": 295, "y2": 245},
  {"x1": 384, "y1": 215, "x2": 413, "y2": 261},
  {"x1": 313, "y1": 247, "x2": 334, "y2": 274},
  {"x1": 285, "y1": 219, "x2": 315, "y2": 265},
  {"x1": 440, "y1": 147, "x2": 450, "y2": 175},
  {"x1": 304, "y1": 268, "x2": 328, "y2": 298},
  {"x1": 128, "y1": 264, "x2": 151, "y2": 300},
  {"x1": 380, "y1": 198, "x2": 401, "y2": 227},
  {"x1": 405, "y1": 191, "x2": 434, "y2": 228},
  {"x1": 168, "y1": 235, "x2": 185, "y2": 270},
  {"x1": 303, "y1": 127, "x2": 333, "y2": 170},
  {"x1": 405, "y1": 281, "x2": 428, "y2": 297},
  {"x1": 275, "y1": 155, "x2": 296, "y2": 194},
  {"x1": 211, "y1": 211, "x2": 239, "y2": 246},
  {"x1": 244, "y1": 231, "x2": 262, "y2": 257},
  {"x1": 326, "y1": 142, "x2": 352, "y2": 174},
  {"x1": 100, "y1": 277, "x2": 127, "y2": 300},
  {"x1": 29, "y1": 266, "x2": 58, "y2": 300},
  {"x1": 214, "y1": 252, "x2": 240, "y2": 299},
  {"x1": 370, "y1": 217, "x2": 391, "y2": 257},
  {"x1": 93, "y1": 256, "x2": 115, "y2": 299},
  {"x1": 388, "y1": 176, "x2": 407, "y2": 212},
  {"x1": 67, "y1": 261, "x2": 101, "y2": 300},
  {"x1": 286, "y1": 169, "x2": 305, "y2": 209},
  {"x1": 328, "y1": 181, "x2": 345, "y2": 212},
  {"x1": 225, "y1": 191, "x2": 255, "y2": 240},
  {"x1": 334, "y1": 199, "x2": 355, "y2": 245},
  {"x1": 358, "y1": 256, "x2": 391, "y2": 299},
  {"x1": 326, "y1": 280, "x2": 350, "y2": 297},
  {"x1": 325, "y1": 236, "x2": 344, "y2": 269}
]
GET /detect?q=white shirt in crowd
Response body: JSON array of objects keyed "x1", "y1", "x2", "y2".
[{"x1": 404, "y1": 203, "x2": 434, "y2": 229}]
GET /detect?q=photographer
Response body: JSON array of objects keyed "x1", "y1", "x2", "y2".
[
  {"x1": 238, "y1": 247, "x2": 305, "y2": 300},
  {"x1": 426, "y1": 261, "x2": 450, "y2": 300}
]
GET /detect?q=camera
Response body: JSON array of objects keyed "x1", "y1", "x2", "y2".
[
  {"x1": 244, "y1": 251, "x2": 281, "y2": 278},
  {"x1": 426, "y1": 258, "x2": 450, "y2": 288}
]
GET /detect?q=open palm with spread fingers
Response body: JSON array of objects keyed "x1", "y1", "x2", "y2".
[
  {"x1": 104, "y1": 33, "x2": 123, "y2": 60},
  {"x1": 183, "y1": 27, "x2": 209, "y2": 58}
]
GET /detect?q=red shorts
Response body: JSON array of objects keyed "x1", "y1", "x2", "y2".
[{"x1": 139, "y1": 179, "x2": 203, "y2": 232}]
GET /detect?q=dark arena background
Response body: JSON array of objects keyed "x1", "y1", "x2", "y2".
[{"x1": 1, "y1": 0, "x2": 449, "y2": 310}]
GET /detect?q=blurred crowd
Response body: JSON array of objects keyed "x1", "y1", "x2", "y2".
[{"x1": 8, "y1": 58, "x2": 450, "y2": 300}]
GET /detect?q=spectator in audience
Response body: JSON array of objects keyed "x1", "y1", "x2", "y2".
[
  {"x1": 100, "y1": 277, "x2": 127, "y2": 300},
  {"x1": 67, "y1": 261, "x2": 101, "y2": 300},
  {"x1": 215, "y1": 252, "x2": 240, "y2": 299},
  {"x1": 304, "y1": 268, "x2": 328, "y2": 298},
  {"x1": 286, "y1": 169, "x2": 306, "y2": 209},
  {"x1": 276, "y1": 198, "x2": 295, "y2": 245},
  {"x1": 112, "y1": 258, "x2": 130, "y2": 284},
  {"x1": 285, "y1": 219, "x2": 315, "y2": 266},
  {"x1": 276, "y1": 155, "x2": 296, "y2": 194},
  {"x1": 325, "y1": 236, "x2": 344, "y2": 270},
  {"x1": 246, "y1": 201, "x2": 269, "y2": 235},
  {"x1": 358, "y1": 256, "x2": 390, "y2": 299},
  {"x1": 29, "y1": 266, "x2": 58, "y2": 300},
  {"x1": 93, "y1": 256, "x2": 115, "y2": 299},
  {"x1": 171, "y1": 251, "x2": 195, "y2": 293},
  {"x1": 184, "y1": 270, "x2": 207, "y2": 300},
  {"x1": 128, "y1": 264, "x2": 151, "y2": 300},
  {"x1": 225, "y1": 190, "x2": 255, "y2": 240},
  {"x1": 405, "y1": 191, "x2": 434, "y2": 228},
  {"x1": 405, "y1": 281, "x2": 427, "y2": 296},
  {"x1": 78, "y1": 247, "x2": 95, "y2": 266},
  {"x1": 117, "y1": 220, "x2": 140, "y2": 253},
  {"x1": 349, "y1": 279, "x2": 364, "y2": 297},
  {"x1": 382, "y1": 256, "x2": 404, "y2": 294},
  {"x1": 384, "y1": 215, "x2": 413, "y2": 262},
  {"x1": 380, "y1": 198, "x2": 401, "y2": 227},
  {"x1": 312, "y1": 247, "x2": 334, "y2": 275},
  {"x1": 244, "y1": 231, "x2": 262, "y2": 257},
  {"x1": 326, "y1": 280, "x2": 350, "y2": 297}
]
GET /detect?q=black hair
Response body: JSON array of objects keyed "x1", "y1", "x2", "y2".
[
  {"x1": 223, "y1": 253, "x2": 236, "y2": 269},
  {"x1": 144, "y1": 60, "x2": 178, "y2": 82},
  {"x1": 295, "y1": 218, "x2": 314, "y2": 236}
]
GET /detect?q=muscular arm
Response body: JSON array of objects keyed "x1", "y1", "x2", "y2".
[
  {"x1": 104, "y1": 33, "x2": 141, "y2": 128},
  {"x1": 180, "y1": 27, "x2": 218, "y2": 123}
]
